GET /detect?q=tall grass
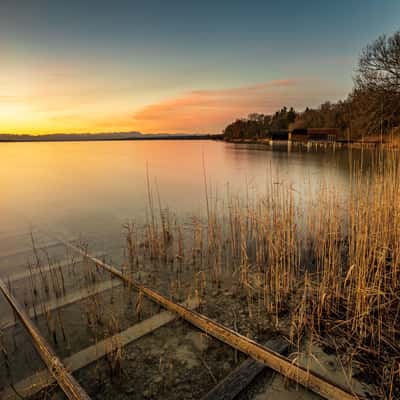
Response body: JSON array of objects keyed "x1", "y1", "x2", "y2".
[
  {"x1": 5, "y1": 150, "x2": 396, "y2": 397},
  {"x1": 126, "y1": 151, "x2": 399, "y2": 398}
]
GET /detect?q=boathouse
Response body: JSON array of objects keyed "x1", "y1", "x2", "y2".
[
  {"x1": 289, "y1": 128, "x2": 338, "y2": 142},
  {"x1": 269, "y1": 130, "x2": 289, "y2": 141}
]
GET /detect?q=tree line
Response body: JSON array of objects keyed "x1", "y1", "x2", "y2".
[{"x1": 223, "y1": 30, "x2": 400, "y2": 141}]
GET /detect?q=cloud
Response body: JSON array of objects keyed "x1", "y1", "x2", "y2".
[
  {"x1": 132, "y1": 79, "x2": 306, "y2": 133},
  {"x1": 1, "y1": 75, "x2": 346, "y2": 134}
]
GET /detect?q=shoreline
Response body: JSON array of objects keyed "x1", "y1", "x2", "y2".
[
  {"x1": 0, "y1": 134, "x2": 224, "y2": 143},
  {"x1": 223, "y1": 137, "x2": 400, "y2": 148}
]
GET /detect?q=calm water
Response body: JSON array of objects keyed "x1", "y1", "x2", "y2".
[
  {"x1": 0, "y1": 140, "x2": 367, "y2": 258},
  {"x1": 0, "y1": 140, "x2": 389, "y2": 393},
  {"x1": 0, "y1": 139, "x2": 373, "y2": 323}
]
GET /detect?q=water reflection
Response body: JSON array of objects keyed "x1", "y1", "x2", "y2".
[{"x1": 0, "y1": 140, "x2": 377, "y2": 239}]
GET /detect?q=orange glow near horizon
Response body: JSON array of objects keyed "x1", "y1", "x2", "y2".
[
  {"x1": 0, "y1": 71, "x2": 343, "y2": 135},
  {"x1": 3, "y1": 1, "x2": 399, "y2": 136},
  {"x1": 132, "y1": 80, "x2": 301, "y2": 133}
]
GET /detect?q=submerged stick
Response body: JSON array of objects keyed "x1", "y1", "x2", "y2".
[
  {"x1": 47, "y1": 231, "x2": 362, "y2": 400},
  {"x1": 0, "y1": 278, "x2": 91, "y2": 400}
]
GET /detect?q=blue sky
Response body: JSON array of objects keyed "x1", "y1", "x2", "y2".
[{"x1": 1, "y1": 0, "x2": 399, "y2": 133}]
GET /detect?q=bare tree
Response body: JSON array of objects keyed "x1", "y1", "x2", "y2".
[
  {"x1": 354, "y1": 31, "x2": 400, "y2": 138},
  {"x1": 357, "y1": 30, "x2": 400, "y2": 91}
]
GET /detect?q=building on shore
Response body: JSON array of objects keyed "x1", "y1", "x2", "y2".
[
  {"x1": 289, "y1": 127, "x2": 339, "y2": 142},
  {"x1": 270, "y1": 130, "x2": 289, "y2": 141}
]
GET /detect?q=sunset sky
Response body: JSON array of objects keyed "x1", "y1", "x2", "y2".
[{"x1": 1, "y1": 0, "x2": 400, "y2": 135}]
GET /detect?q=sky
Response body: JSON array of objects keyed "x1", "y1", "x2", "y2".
[{"x1": 1, "y1": 0, "x2": 400, "y2": 135}]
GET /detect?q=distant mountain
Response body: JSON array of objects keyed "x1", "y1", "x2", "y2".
[
  {"x1": 0, "y1": 132, "x2": 142, "y2": 141},
  {"x1": 0, "y1": 131, "x2": 219, "y2": 142}
]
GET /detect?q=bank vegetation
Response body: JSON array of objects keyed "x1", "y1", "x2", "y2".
[{"x1": 223, "y1": 30, "x2": 400, "y2": 143}]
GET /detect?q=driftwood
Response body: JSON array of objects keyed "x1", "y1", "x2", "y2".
[
  {"x1": 0, "y1": 278, "x2": 91, "y2": 400},
  {"x1": 49, "y1": 232, "x2": 362, "y2": 400},
  {"x1": 202, "y1": 336, "x2": 288, "y2": 400}
]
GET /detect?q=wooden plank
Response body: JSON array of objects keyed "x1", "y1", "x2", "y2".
[
  {"x1": 0, "y1": 237, "x2": 77, "y2": 260},
  {"x1": 6, "y1": 251, "x2": 106, "y2": 283},
  {"x1": 47, "y1": 231, "x2": 362, "y2": 400},
  {"x1": 66, "y1": 296, "x2": 197, "y2": 371},
  {"x1": 0, "y1": 279, "x2": 122, "y2": 330},
  {"x1": 0, "y1": 278, "x2": 91, "y2": 400},
  {"x1": 0, "y1": 298, "x2": 198, "y2": 400},
  {"x1": 202, "y1": 337, "x2": 288, "y2": 400}
]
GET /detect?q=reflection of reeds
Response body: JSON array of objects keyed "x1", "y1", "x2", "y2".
[
  {"x1": 0, "y1": 327, "x2": 10, "y2": 378},
  {"x1": 0, "y1": 328, "x2": 24, "y2": 399},
  {"x1": 105, "y1": 317, "x2": 123, "y2": 382},
  {"x1": 30, "y1": 234, "x2": 49, "y2": 297},
  {"x1": 124, "y1": 222, "x2": 137, "y2": 276}
]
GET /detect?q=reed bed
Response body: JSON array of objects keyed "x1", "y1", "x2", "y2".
[
  {"x1": 119, "y1": 150, "x2": 400, "y2": 398},
  {"x1": 1, "y1": 150, "x2": 399, "y2": 399}
]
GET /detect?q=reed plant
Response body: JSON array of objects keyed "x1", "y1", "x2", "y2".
[{"x1": 123, "y1": 151, "x2": 399, "y2": 398}]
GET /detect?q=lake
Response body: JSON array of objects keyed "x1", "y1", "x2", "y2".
[
  {"x1": 0, "y1": 139, "x2": 394, "y2": 399},
  {"x1": 0, "y1": 139, "x2": 370, "y2": 269}
]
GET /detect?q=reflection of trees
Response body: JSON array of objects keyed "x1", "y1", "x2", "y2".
[{"x1": 223, "y1": 143, "x2": 380, "y2": 186}]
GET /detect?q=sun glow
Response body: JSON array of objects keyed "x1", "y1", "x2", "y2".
[{"x1": 0, "y1": 59, "x2": 343, "y2": 135}]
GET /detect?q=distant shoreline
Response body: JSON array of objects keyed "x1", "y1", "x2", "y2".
[
  {"x1": 223, "y1": 136, "x2": 400, "y2": 148},
  {"x1": 0, "y1": 134, "x2": 223, "y2": 143}
]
